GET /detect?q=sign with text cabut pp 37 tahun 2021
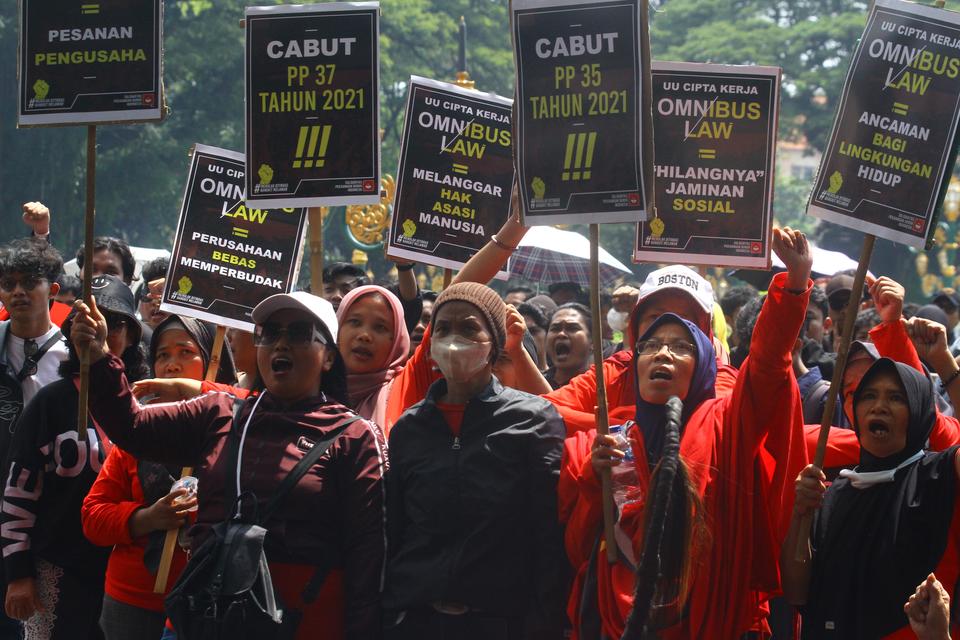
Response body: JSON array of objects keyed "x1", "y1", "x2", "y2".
[{"x1": 245, "y1": 2, "x2": 380, "y2": 209}]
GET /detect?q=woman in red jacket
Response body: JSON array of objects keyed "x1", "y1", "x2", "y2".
[
  {"x1": 558, "y1": 228, "x2": 812, "y2": 639},
  {"x1": 81, "y1": 315, "x2": 235, "y2": 639}
]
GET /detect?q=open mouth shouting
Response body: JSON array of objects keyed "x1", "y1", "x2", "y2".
[{"x1": 271, "y1": 355, "x2": 294, "y2": 375}]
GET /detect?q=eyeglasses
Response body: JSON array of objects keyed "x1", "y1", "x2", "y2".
[
  {"x1": 828, "y1": 292, "x2": 851, "y2": 312},
  {"x1": 636, "y1": 338, "x2": 697, "y2": 357},
  {"x1": 254, "y1": 321, "x2": 326, "y2": 347},
  {"x1": 0, "y1": 275, "x2": 45, "y2": 292}
]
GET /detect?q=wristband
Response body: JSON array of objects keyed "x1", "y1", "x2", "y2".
[
  {"x1": 491, "y1": 234, "x2": 518, "y2": 252},
  {"x1": 395, "y1": 263, "x2": 415, "y2": 272},
  {"x1": 942, "y1": 367, "x2": 960, "y2": 392}
]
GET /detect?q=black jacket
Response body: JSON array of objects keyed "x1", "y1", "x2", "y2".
[
  {"x1": 384, "y1": 376, "x2": 566, "y2": 631},
  {"x1": 1, "y1": 377, "x2": 112, "y2": 583}
]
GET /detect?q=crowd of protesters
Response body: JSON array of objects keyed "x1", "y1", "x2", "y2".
[{"x1": 0, "y1": 200, "x2": 959, "y2": 640}]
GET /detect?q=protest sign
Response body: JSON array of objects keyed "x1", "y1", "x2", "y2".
[
  {"x1": 387, "y1": 76, "x2": 514, "y2": 277},
  {"x1": 807, "y1": 0, "x2": 960, "y2": 249},
  {"x1": 635, "y1": 62, "x2": 780, "y2": 268},
  {"x1": 161, "y1": 144, "x2": 308, "y2": 332},
  {"x1": 18, "y1": 0, "x2": 163, "y2": 126},
  {"x1": 512, "y1": 0, "x2": 653, "y2": 225},
  {"x1": 245, "y1": 2, "x2": 380, "y2": 209}
]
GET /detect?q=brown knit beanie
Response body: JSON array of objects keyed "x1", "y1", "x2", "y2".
[{"x1": 432, "y1": 282, "x2": 507, "y2": 358}]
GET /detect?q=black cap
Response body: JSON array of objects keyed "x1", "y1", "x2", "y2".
[{"x1": 90, "y1": 275, "x2": 142, "y2": 343}]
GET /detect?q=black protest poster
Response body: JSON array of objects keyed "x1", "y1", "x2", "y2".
[
  {"x1": 162, "y1": 144, "x2": 308, "y2": 332},
  {"x1": 808, "y1": 0, "x2": 960, "y2": 249},
  {"x1": 18, "y1": 0, "x2": 162, "y2": 126},
  {"x1": 635, "y1": 62, "x2": 780, "y2": 268},
  {"x1": 245, "y1": 3, "x2": 380, "y2": 209},
  {"x1": 512, "y1": 0, "x2": 653, "y2": 225},
  {"x1": 387, "y1": 77, "x2": 514, "y2": 277}
]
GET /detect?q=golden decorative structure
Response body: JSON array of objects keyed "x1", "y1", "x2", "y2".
[
  {"x1": 345, "y1": 174, "x2": 396, "y2": 247},
  {"x1": 914, "y1": 176, "x2": 960, "y2": 297}
]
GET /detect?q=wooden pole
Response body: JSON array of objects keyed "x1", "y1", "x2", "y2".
[
  {"x1": 153, "y1": 325, "x2": 227, "y2": 592},
  {"x1": 442, "y1": 268, "x2": 453, "y2": 290},
  {"x1": 77, "y1": 125, "x2": 97, "y2": 437},
  {"x1": 795, "y1": 234, "x2": 875, "y2": 560},
  {"x1": 590, "y1": 224, "x2": 618, "y2": 563},
  {"x1": 308, "y1": 207, "x2": 324, "y2": 293}
]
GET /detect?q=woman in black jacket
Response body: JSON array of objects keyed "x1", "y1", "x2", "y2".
[{"x1": 384, "y1": 282, "x2": 567, "y2": 640}]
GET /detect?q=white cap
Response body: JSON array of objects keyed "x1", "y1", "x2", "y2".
[
  {"x1": 636, "y1": 265, "x2": 714, "y2": 319},
  {"x1": 252, "y1": 291, "x2": 339, "y2": 343}
]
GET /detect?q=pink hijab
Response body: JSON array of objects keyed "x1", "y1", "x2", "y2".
[{"x1": 336, "y1": 285, "x2": 410, "y2": 426}]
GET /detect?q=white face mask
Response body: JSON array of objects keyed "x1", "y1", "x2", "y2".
[
  {"x1": 607, "y1": 308, "x2": 629, "y2": 333},
  {"x1": 430, "y1": 335, "x2": 492, "y2": 383}
]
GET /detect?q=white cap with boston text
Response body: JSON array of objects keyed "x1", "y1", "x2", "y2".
[{"x1": 636, "y1": 265, "x2": 714, "y2": 318}]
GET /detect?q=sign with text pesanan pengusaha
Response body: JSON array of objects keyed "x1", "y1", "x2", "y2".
[
  {"x1": 635, "y1": 62, "x2": 780, "y2": 268},
  {"x1": 245, "y1": 2, "x2": 380, "y2": 209},
  {"x1": 808, "y1": 0, "x2": 960, "y2": 249},
  {"x1": 512, "y1": 0, "x2": 653, "y2": 225},
  {"x1": 18, "y1": 0, "x2": 163, "y2": 126},
  {"x1": 162, "y1": 144, "x2": 308, "y2": 332},
  {"x1": 387, "y1": 76, "x2": 514, "y2": 278}
]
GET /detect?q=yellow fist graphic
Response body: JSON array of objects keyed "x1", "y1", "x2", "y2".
[
  {"x1": 827, "y1": 171, "x2": 843, "y2": 194},
  {"x1": 257, "y1": 164, "x2": 274, "y2": 185},
  {"x1": 402, "y1": 219, "x2": 417, "y2": 238},
  {"x1": 649, "y1": 217, "x2": 665, "y2": 238},
  {"x1": 531, "y1": 177, "x2": 546, "y2": 200},
  {"x1": 177, "y1": 276, "x2": 193, "y2": 295},
  {"x1": 33, "y1": 79, "x2": 50, "y2": 100}
]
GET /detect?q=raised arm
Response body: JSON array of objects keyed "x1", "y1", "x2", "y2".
[
  {"x1": 71, "y1": 299, "x2": 230, "y2": 465},
  {"x1": 452, "y1": 188, "x2": 528, "y2": 286},
  {"x1": 735, "y1": 228, "x2": 812, "y2": 444}
]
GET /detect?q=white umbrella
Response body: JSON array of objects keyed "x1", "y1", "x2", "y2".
[{"x1": 511, "y1": 226, "x2": 633, "y2": 286}]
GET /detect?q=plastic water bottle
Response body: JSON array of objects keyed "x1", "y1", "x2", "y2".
[{"x1": 608, "y1": 423, "x2": 642, "y2": 510}]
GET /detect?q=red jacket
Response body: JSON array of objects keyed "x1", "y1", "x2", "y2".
[
  {"x1": 557, "y1": 273, "x2": 810, "y2": 639},
  {"x1": 81, "y1": 447, "x2": 189, "y2": 611},
  {"x1": 804, "y1": 320, "x2": 960, "y2": 468}
]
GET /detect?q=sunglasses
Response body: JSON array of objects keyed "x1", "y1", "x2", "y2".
[
  {"x1": 21, "y1": 340, "x2": 40, "y2": 377},
  {"x1": 0, "y1": 275, "x2": 46, "y2": 292},
  {"x1": 254, "y1": 321, "x2": 326, "y2": 347}
]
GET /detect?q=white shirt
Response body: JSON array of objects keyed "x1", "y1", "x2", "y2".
[{"x1": 6, "y1": 325, "x2": 68, "y2": 405}]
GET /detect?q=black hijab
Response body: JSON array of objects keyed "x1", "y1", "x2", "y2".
[
  {"x1": 140, "y1": 315, "x2": 238, "y2": 571},
  {"x1": 802, "y1": 359, "x2": 957, "y2": 639},
  {"x1": 149, "y1": 315, "x2": 237, "y2": 384}
]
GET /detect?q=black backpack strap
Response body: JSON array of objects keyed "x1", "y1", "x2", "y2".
[
  {"x1": 261, "y1": 416, "x2": 361, "y2": 523},
  {"x1": 16, "y1": 330, "x2": 62, "y2": 382}
]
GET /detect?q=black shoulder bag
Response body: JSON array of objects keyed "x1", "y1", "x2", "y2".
[{"x1": 165, "y1": 396, "x2": 359, "y2": 640}]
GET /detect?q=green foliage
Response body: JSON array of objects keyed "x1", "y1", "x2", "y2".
[{"x1": 651, "y1": 0, "x2": 867, "y2": 149}]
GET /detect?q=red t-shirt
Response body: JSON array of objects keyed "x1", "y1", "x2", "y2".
[{"x1": 436, "y1": 401, "x2": 466, "y2": 436}]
